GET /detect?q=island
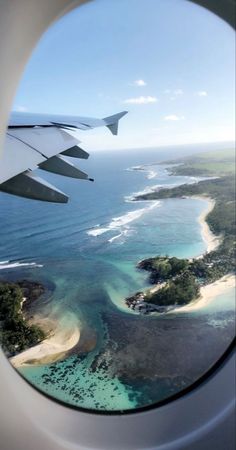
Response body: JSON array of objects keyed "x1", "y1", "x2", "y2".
[{"x1": 125, "y1": 149, "x2": 235, "y2": 313}]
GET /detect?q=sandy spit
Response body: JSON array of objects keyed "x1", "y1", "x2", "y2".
[{"x1": 10, "y1": 315, "x2": 80, "y2": 368}]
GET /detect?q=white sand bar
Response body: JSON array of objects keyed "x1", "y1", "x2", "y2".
[{"x1": 10, "y1": 316, "x2": 80, "y2": 368}]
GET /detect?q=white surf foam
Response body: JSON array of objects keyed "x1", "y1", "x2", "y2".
[
  {"x1": 0, "y1": 261, "x2": 43, "y2": 270},
  {"x1": 125, "y1": 165, "x2": 144, "y2": 172},
  {"x1": 108, "y1": 233, "x2": 123, "y2": 243},
  {"x1": 87, "y1": 201, "x2": 161, "y2": 239},
  {"x1": 125, "y1": 165, "x2": 158, "y2": 180},
  {"x1": 124, "y1": 184, "x2": 178, "y2": 202},
  {"x1": 87, "y1": 227, "x2": 109, "y2": 237},
  {"x1": 108, "y1": 229, "x2": 131, "y2": 244},
  {"x1": 147, "y1": 170, "x2": 157, "y2": 179}
]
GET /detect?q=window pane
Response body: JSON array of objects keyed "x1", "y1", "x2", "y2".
[{"x1": 0, "y1": 0, "x2": 235, "y2": 412}]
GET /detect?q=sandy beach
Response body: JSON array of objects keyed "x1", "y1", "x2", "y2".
[
  {"x1": 172, "y1": 274, "x2": 235, "y2": 313},
  {"x1": 148, "y1": 282, "x2": 166, "y2": 295},
  {"x1": 192, "y1": 195, "x2": 222, "y2": 254},
  {"x1": 10, "y1": 315, "x2": 80, "y2": 368}
]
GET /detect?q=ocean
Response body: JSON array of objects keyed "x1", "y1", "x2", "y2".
[{"x1": 0, "y1": 144, "x2": 235, "y2": 411}]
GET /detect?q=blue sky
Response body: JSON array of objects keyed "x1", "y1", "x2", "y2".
[{"x1": 13, "y1": 0, "x2": 235, "y2": 150}]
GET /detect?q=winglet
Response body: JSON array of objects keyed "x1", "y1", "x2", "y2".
[{"x1": 103, "y1": 111, "x2": 128, "y2": 135}]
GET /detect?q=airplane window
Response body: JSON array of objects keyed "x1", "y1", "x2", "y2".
[{"x1": 0, "y1": 0, "x2": 235, "y2": 413}]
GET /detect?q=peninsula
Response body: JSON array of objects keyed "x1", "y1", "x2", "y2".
[
  {"x1": 0, "y1": 280, "x2": 81, "y2": 367},
  {"x1": 125, "y1": 149, "x2": 235, "y2": 313},
  {"x1": 0, "y1": 281, "x2": 46, "y2": 356}
]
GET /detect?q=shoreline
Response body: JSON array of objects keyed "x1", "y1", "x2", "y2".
[
  {"x1": 10, "y1": 314, "x2": 80, "y2": 368},
  {"x1": 191, "y1": 195, "x2": 222, "y2": 255},
  {"x1": 172, "y1": 274, "x2": 235, "y2": 313},
  {"x1": 125, "y1": 196, "x2": 229, "y2": 315}
]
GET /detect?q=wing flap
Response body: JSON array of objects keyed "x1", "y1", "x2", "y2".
[
  {"x1": 0, "y1": 171, "x2": 68, "y2": 203},
  {"x1": 0, "y1": 129, "x2": 91, "y2": 203},
  {"x1": 61, "y1": 146, "x2": 89, "y2": 159},
  {"x1": 39, "y1": 155, "x2": 89, "y2": 180},
  {"x1": 0, "y1": 134, "x2": 46, "y2": 184}
]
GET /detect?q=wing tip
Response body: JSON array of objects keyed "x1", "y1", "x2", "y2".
[{"x1": 104, "y1": 111, "x2": 128, "y2": 135}]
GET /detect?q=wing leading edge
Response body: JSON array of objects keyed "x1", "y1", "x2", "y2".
[{"x1": 0, "y1": 111, "x2": 128, "y2": 203}]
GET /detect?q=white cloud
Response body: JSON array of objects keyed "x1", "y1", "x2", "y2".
[
  {"x1": 164, "y1": 114, "x2": 185, "y2": 121},
  {"x1": 164, "y1": 89, "x2": 183, "y2": 96},
  {"x1": 124, "y1": 96, "x2": 158, "y2": 104},
  {"x1": 14, "y1": 105, "x2": 28, "y2": 112},
  {"x1": 133, "y1": 79, "x2": 147, "y2": 87},
  {"x1": 196, "y1": 91, "x2": 208, "y2": 97},
  {"x1": 174, "y1": 89, "x2": 183, "y2": 95}
]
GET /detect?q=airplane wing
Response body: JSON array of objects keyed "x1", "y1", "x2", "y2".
[{"x1": 0, "y1": 111, "x2": 128, "y2": 203}]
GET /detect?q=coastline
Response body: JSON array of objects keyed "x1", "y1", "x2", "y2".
[
  {"x1": 171, "y1": 274, "x2": 235, "y2": 313},
  {"x1": 125, "y1": 196, "x2": 230, "y2": 315},
  {"x1": 10, "y1": 314, "x2": 80, "y2": 368},
  {"x1": 192, "y1": 195, "x2": 222, "y2": 254},
  {"x1": 6, "y1": 178, "x2": 232, "y2": 364}
]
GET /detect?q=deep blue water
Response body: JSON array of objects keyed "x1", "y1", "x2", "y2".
[{"x1": 0, "y1": 145, "x2": 235, "y2": 411}]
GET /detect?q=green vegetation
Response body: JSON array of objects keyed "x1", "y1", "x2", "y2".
[
  {"x1": 168, "y1": 148, "x2": 235, "y2": 176},
  {"x1": 145, "y1": 273, "x2": 200, "y2": 306},
  {"x1": 0, "y1": 282, "x2": 45, "y2": 356},
  {"x1": 138, "y1": 174, "x2": 234, "y2": 200},
  {"x1": 194, "y1": 149, "x2": 235, "y2": 160},
  {"x1": 127, "y1": 148, "x2": 235, "y2": 309},
  {"x1": 138, "y1": 257, "x2": 189, "y2": 283},
  {"x1": 138, "y1": 235, "x2": 234, "y2": 307}
]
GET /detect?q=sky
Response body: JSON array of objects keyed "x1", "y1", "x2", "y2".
[{"x1": 13, "y1": 0, "x2": 235, "y2": 151}]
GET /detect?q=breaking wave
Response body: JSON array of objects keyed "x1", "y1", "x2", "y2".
[
  {"x1": 87, "y1": 201, "x2": 161, "y2": 240},
  {"x1": 0, "y1": 260, "x2": 43, "y2": 270},
  {"x1": 125, "y1": 165, "x2": 158, "y2": 180},
  {"x1": 124, "y1": 184, "x2": 177, "y2": 202}
]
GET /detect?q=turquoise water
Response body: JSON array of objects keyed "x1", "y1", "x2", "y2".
[{"x1": 0, "y1": 146, "x2": 235, "y2": 411}]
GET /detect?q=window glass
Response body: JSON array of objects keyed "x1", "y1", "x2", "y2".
[{"x1": 0, "y1": 0, "x2": 235, "y2": 412}]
